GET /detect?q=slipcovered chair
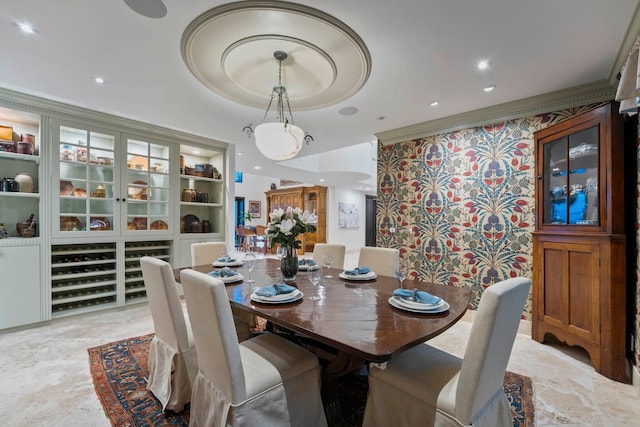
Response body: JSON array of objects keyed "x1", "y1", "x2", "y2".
[
  {"x1": 363, "y1": 277, "x2": 531, "y2": 427},
  {"x1": 140, "y1": 256, "x2": 198, "y2": 412},
  {"x1": 190, "y1": 241, "x2": 228, "y2": 266},
  {"x1": 312, "y1": 243, "x2": 346, "y2": 271},
  {"x1": 357, "y1": 246, "x2": 399, "y2": 277},
  {"x1": 190, "y1": 242, "x2": 255, "y2": 342},
  {"x1": 180, "y1": 269, "x2": 328, "y2": 427}
]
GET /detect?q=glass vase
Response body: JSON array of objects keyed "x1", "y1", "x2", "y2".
[{"x1": 280, "y1": 245, "x2": 299, "y2": 282}]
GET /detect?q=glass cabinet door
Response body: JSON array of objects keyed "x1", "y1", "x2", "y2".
[
  {"x1": 57, "y1": 125, "x2": 117, "y2": 234},
  {"x1": 542, "y1": 125, "x2": 599, "y2": 226},
  {"x1": 124, "y1": 137, "x2": 171, "y2": 233}
]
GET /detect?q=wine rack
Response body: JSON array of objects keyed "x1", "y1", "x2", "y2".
[
  {"x1": 51, "y1": 242, "x2": 117, "y2": 317},
  {"x1": 124, "y1": 240, "x2": 172, "y2": 303}
]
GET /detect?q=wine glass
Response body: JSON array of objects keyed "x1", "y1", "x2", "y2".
[
  {"x1": 275, "y1": 245, "x2": 285, "y2": 263},
  {"x1": 308, "y1": 266, "x2": 322, "y2": 301},
  {"x1": 322, "y1": 252, "x2": 334, "y2": 278},
  {"x1": 395, "y1": 258, "x2": 408, "y2": 289},
  {"x1": 244, "y1": 252, "x2": 256, "y2": 283}
]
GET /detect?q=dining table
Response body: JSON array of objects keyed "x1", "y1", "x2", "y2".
[{"x1": 175, "y1": 257, "x2": 470, "y2": 422}]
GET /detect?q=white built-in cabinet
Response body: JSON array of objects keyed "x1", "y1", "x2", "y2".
[{"x1": 0, "y1": 89, "x2": 228, "y2": 328}]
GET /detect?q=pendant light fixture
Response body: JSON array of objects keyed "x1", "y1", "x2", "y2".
[{"x1": 243, "y1": 51, "x2": 313, "y2": 161}]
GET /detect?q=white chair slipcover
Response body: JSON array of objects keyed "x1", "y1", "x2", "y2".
[
  {"x1": 190, "y1": 241, "x2": 255, "y2": 342},
  {"x1": 180, "y1": 269, "x2": 328, "y2": 427},
  {"x1": 140, "y1": 256, "x2": 198, "y2": 412},
  {"x1": 312, "y1": 243, "x2": 346, "y2": 271},
  {"x1": 190, "y1": 241, "x2": 228, "y2": 266},
  {"x1": 357, "y1": 246, "x2": 400, "y2": 277},
  {"x1": 363, "y1": 277, "x2": 531, "y2": 427}
]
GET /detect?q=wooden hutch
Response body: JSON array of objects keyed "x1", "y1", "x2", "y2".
[
  {"x1": 265, "y1": 185, "x2": 327, "y2": 253},
  {"x1": 532, "y1": 102, "x2": 631, "y2": 382}
]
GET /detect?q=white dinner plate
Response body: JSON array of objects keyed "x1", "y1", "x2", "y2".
[
  {"x1": 388, "y1": 296, "x2": 450, "y2": 313},
  {"x1": 212, "y1": 260, "x2": 244, "y2": 267},
  {"x1": 250, "y1": 290, "x2": 303, "y2": 304},
  {"x1": 392, "y1": 295, "x2": 446, "y2": 311},
  {"x1": 339, "y1": 271, "x2": 378, "y2": 281},
  {"x1": 209, "y1": 273, "x2": 243, "y2": 283}
]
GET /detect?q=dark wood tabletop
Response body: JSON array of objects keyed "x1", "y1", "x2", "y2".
[{"x1": 175, "y1": 257, "x2": 470, "y2": 363}]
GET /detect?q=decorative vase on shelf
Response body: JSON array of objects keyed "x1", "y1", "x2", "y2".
[
  {"x1": 280, "y1": 245, "x2": 299, "y2": 282},
  {"x1": 14, "y1": 173, "x2": 33, "y2": 193}
]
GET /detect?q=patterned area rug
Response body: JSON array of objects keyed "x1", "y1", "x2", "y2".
[{"x1": 88, "y1": 334, "x2": 535, "y2": 426}]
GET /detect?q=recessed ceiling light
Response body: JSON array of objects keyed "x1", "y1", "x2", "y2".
[
  {"x1": 192, "y1": 149, "x2": 200, "y2": 155},
  {"x1": 338, "y1": 106, "x2": 358, "y2": 116},
  {"x1": 253, "y1": 166, "x2": 261, "y2": 170},
  {"x1": 477, "y1": 60, "x2": 490, "y2": 70},
  {"x1": 237, "y1": 151, "x2": 243, "y2": 156},
  {"x1": 16, "y1": 22, "x2": 35, "y2": 34},
  {"x1": 429, "y1": 100, "x2": 439, "y2": 107},
  {"x1": 94, "y1": 77, "x2": 106, "y2": 84},
  {"x1": 483, "y1": 84, "x2": 496, "y2": 92},
  {"x1": 319, "y1": 178, "x2": 325, "y2": 182}
]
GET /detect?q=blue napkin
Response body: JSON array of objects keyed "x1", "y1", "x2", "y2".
[
  {"x1": 344, "y1": 266, "x2": 371, "y2": 275},
  {"x1": 393, "y1": 288, "x2": 442, "y2": 305},
  {"x1": 216, "y1": 255, "x2": 236, "y2": 263},
  {"x1": 256, "y1": 283, "x2": 297, "y2": 297},
  {"x1": 299, "y1": 259, "x2": 317, "y2": 266},
  {"x1": 208, "y1": 267, "x2": 238, "y2": 278}
]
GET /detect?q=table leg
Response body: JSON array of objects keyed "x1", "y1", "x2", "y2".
[{"x1": 321, "y1": 351, "x2": 365, "y2": 426}]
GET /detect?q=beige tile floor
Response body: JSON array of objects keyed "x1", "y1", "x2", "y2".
[{"x1": 1, "y1": 252, "x2": 639, "y2": 426}]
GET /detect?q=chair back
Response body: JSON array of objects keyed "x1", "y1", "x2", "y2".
[
  {"x1": 140, "y1": 256, "x2": 190, "y2": 351},
  {"x1": 357, "y1": 247, "x2": 399, "y2": 277},
  {"x1": 455, "y1": 277, "x2": 531, "y2": 424},
  {"x1": 312, "y1": 243, "x2": 346, "y2": 270},
  {"x1": 180, "y1": 269, "x2": 246, "y2": 402},
  {"x1": 191, "y1": 241, "x2": 228, "y2": 266}
]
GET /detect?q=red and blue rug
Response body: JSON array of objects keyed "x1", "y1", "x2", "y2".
[{"x1": 88, "y1": 334, "x2": 534, "y2": 426}]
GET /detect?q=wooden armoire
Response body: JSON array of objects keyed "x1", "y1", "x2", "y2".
[
  {"x1": 265, "y1": 185, "x2": 327, "y2": 253},
  {"x1": 532, "y1": 102, "x2": 631, "y2": 383}
]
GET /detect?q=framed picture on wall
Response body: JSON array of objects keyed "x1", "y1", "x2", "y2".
[
  {"x1": 249, "y1": 200, "x2": 261, "y2": 218},
  {"x1": 338, "y1": 201, "x2": 359, "y2": 229}
]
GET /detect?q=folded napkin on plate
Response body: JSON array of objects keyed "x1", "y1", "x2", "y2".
[
  {"x1": 344, "y1": 266, "x2": 371, "y2": 275},
  {"x1": 299, "y1": 259, "x2": 317, "y2": 266},
  {"x1": 216, "y1": 255, "x2": 236, "y2": 263},
  {"x1": 256, "y1": 283, "x2": 297, "y2": 297},
  {"x1": 208, "y1": 267, "x2": 238, "y2": 278},
  {"x1": 393, "y1": 288, "x2": 442, "y2": 305}
]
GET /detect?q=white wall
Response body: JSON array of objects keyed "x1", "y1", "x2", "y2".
[
  {"x1": 234, "y1": 173, "x2": 368, "y2": 259},
  {"x1": 327, "y1": 187, "x2": 366, "y2": 262}
]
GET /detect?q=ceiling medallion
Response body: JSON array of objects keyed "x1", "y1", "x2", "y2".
[{"x1": 180, "y1": 0, "x2": 371, "y2": 111}]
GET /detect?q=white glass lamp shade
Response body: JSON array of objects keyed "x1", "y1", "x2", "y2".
[{"x1": 254, "y1": 122, "x2": 305, "y2": 161}]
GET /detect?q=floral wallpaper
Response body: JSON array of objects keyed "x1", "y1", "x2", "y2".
[{"x1": 377, "y1": 104, "x2": 607, "y2": 318}]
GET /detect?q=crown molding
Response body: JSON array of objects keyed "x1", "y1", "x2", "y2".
[
  {"x1": 376, "y1": 80, "x2": 616, "y2": 145},
  {"x1": 0, "y1": 86, "x2": 228, "y2": 149},
  {"x1": 609, "y1": 2, "x2": 640, "y2": 85}
]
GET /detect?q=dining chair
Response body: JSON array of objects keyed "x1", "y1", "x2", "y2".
[
  {"x1": 190, "y1": 242, "x2": 255, "y2": 342},
  {"x1": 190, "y1": 241, "x2": 228, "y2": 266},
  {"x1": 312, "y1": 243, "x2": 346, "y2": 270},
  {"x1": 140, "y1": 256, "x2": 198, "y2": 412},
  {"x1": 236, "y1": 225, "x2": 247, "y2": 251},
  {"x1": 357, "y1": 246, "x2": 399, "y2": 277},
  {"x1": 362, "y1": 277, "x2": 531, "y2": 427},
  {"x1": 180, "y1": 269, "x2": 327, "y2": 427},
  {"x1": 254, "y1": 224, "x2": 267, "y2": 253}
]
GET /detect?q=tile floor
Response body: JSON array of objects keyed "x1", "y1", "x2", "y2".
[{"x1": 1, "y1": 252, "x2": 639, "y2": 426}]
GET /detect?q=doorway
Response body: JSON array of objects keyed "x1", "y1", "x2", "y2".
[
  {"x1": 234, "y1": 197, "x2": 245, "y2": 247},
  {"x1": 365, "y1": 195, "x2": 377, "y2": 247}
]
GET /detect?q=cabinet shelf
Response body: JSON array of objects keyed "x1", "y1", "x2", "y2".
[
  {"x1": 180, "y1": 175, "x2": 223, "y2": 184},
  {"x1": 0, "y1": 192, "x2": 40, "y2": 199},
  {"x1": 52, "y1": 280, "x2": 117, "y2": 293},
  {"x1": 180, "y1": 201, "x2": 223, "y2": 208},
  {"x1": 0, "y1": 151, "x2": 40, "y2": 164},
  {"x1": 52, "y1": 290, "x2": 117, "y2": 305}
]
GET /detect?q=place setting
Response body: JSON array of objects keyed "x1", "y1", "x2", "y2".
[
  {"x1": 207, "y1": 266, "x2": 244, "y2": 283},
  {"x1": 338, "y1": 265, "x2": 377, "y2": 281},
  {"x1": 212, "y1": 254, "x2": 244, "y2": 267},
  {"x1": 388, "y1": 288, "x2": 449, "y2": 314},
  {"x1": 297, "y1": 258, "x2": 319, "y2": 271},
  {"x1": 250, "y1": 283, "x2": 304, "y2": 305}
]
